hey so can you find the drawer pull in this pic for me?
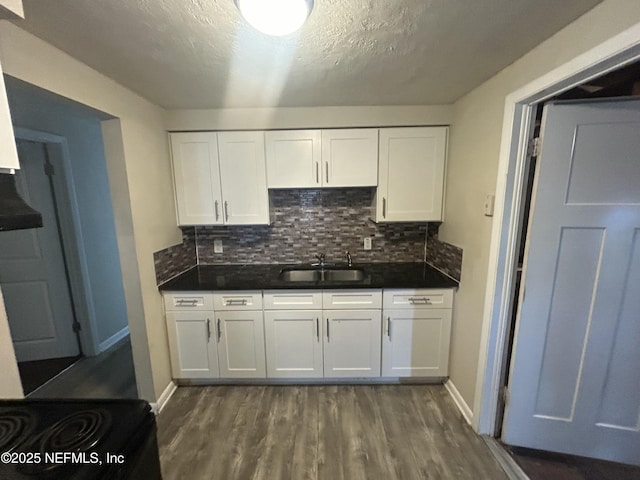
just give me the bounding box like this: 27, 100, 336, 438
216, 318, 221, 341
206, 318, 211, 341
316, 318, 320, 342
387, 317, 392, 339
409, 297, 431, 305
326, 318, 330, 342
176, 299, 199, 306
226, 299, 248, 306
214, 200, 219, 221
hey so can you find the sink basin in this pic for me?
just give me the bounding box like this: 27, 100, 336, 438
279, 267, 365, 282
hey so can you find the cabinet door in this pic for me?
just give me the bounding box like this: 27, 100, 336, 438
217, 131, 270, 225
381, 308, 452, 377
264, 310, 323, 378
165, 311, 219, 379
265, 130, 322, 188
324, 309, 381, 378
377, 127, 447, 222
321, 129, 378, 187
170, 132, 223, 226
216, 310, 266, 378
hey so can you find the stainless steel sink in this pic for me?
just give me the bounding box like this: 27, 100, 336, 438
279, 267, 365, 282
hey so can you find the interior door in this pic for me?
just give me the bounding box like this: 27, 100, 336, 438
0, 140, 80, 361
502, 99, 640, 465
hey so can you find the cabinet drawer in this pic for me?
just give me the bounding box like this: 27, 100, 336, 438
383, 289, 453, 309
164, 292, 214, 311
213, 291, 263, 310
323, 290, 382, 310
263, 290, 323, 310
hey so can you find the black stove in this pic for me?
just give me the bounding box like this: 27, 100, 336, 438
0, 399, 162, 479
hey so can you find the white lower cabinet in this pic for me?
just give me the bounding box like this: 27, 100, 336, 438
264, 309, 323, 378
165, 287, 453, 381
324, 310, 381, 378
165, 311, 219, 379
164, 291, 266, 380
381, 289, 453, 377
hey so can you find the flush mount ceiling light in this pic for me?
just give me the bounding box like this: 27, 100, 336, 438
235, 0, 314, 36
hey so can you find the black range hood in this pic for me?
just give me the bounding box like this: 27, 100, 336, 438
0, 172, 43, 231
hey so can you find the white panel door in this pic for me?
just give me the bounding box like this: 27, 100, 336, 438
265, 130, 322, 188
216, 310, 266, 378
0, 141, 79, 361
503, 100, 640, 465
381, 308, 451, 377
170, 132, 223, 225
264, 310, 323, 378
324, 309, 381, 378
321, 129, 378, 187
165, 311, 219, 379
377, 127, 447, 222
217, 131, 270, 225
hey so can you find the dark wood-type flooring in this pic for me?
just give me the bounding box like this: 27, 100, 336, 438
157, 384, 508, 480
18, 354, 81, 395
28, 337, 137, 399
508, 445, 640, 480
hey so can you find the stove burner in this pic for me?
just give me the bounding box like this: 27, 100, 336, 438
18, 409, 112, 475
40, 409, 112, 453
0, 411, 36, 452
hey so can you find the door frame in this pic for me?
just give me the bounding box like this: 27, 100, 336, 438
474, 23, 640, 435
12, 127, 100, 356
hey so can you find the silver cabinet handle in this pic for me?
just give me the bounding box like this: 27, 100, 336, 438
176, 299, 198, 306
387, 317, 391, 339
325, 161, 329, 184
316, 161, 319, 184
224, 201, 229, 222
214, 200, 219, 221
226, 299, 247, 306
382, 197, 386, 218
409, 297, 431, 305
326, 318, 330, 342
216, 318, 221, 342
206, 318, 211, 341
316, 318, 320, 342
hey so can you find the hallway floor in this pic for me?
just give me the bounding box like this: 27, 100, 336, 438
28, 336, 137, 399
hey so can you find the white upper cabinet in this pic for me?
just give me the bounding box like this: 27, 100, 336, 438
217, 131, 270, 225
170, 132, 222, 226
170, 131, 270, 226
265, 130, 322, 188
321, 129, 378, 187
265, 128, 378, 188
375, 127, 448, 222
0, 59, 19, 172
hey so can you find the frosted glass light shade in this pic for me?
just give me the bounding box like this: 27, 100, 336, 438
235, 0, 313, 36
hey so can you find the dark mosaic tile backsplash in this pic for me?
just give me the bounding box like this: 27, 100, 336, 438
197, 189, 427, 265
426, 223, 463, 281
154, 189, 463, 284
154, 228, 196, 284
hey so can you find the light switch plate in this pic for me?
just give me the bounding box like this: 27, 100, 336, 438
213, 239, 223, 253
484, 194, 495, 217
363, 237, 372, 250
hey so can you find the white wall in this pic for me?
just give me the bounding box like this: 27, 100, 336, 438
165, 105, 452, 131
0, 287, 22, 397
441, 0, 640, 411
0, 22, 179, 402
7, 80, 128, 349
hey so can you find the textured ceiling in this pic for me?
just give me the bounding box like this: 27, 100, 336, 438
14, 0, 602, 109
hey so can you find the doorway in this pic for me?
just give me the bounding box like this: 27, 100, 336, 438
1, 78, 136, 398
477, 26, 640, 479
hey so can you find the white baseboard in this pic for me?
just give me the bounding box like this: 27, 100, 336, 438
445, 379, 474, 425
98, 326, 129, 353
151, 381, 177, 414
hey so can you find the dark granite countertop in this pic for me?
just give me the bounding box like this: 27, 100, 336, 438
158, 263, 459, 291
